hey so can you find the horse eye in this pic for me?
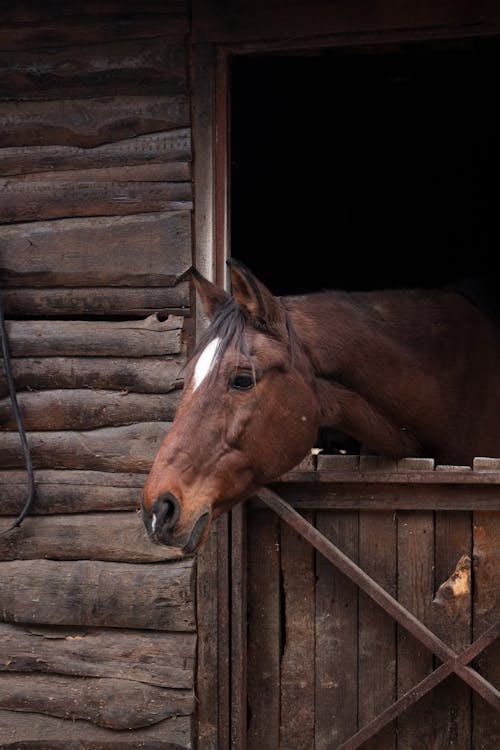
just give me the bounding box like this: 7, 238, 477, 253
229, 372, 255, 391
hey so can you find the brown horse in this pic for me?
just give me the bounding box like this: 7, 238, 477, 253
142, 259, 500, 553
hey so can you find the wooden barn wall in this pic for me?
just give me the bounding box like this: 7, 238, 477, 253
0, 3, 195, 748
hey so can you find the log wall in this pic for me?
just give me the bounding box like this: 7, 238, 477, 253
0, 3, 195, 747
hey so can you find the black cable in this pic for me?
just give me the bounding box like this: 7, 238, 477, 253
0, 288, 36, 533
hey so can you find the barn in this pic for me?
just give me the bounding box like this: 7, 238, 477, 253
0, 2, 499, 748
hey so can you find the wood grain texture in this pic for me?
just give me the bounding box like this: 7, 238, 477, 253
0, 129, 191, 177
315, 510, 358, 749
247, 510, 281, 750
0, 710, 192, 749
0, 389, 181, 431
0, 94, 189, 148
0, 511, 182, 562
358, 510, 397, 750
0, 212, 191, 288
280, 513, 315, 749
3, 315, 183, 357
0, 673, 194, 729
0, 356, 186, 398
396, 511, 435, 749
0, 623, 195, 688
0, 469, 144, 515
0, 37, 187, 100
473, 511, 500, 747
0, 169, 192, 222
0, 558, 195, 631
0, 284, 190, 318
0, 2, 189, 51
0, 421, 170, 471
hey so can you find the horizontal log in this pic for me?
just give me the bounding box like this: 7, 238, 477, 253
0, 211, 191, 287
0, 470, 144, 515
0, 283, 190, 317
0, 389, 181, 431
0, 512, 182, 563
0, 169, 192, 222
0, 357, 186, 398
0, 623, 195, 688
0, 711, 192, 749
0, 37, 186, 100
3, 315, 183, 357
0, 674, 194, 729
0, 558, 195, 631
0, 129, 191, 177
0, 94, 189, 148
0, 422, 170, 471
0, 3, 189, 50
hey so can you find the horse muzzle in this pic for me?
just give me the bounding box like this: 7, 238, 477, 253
142, 492, 210, 554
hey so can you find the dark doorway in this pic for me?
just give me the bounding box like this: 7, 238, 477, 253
230, 40, 500, 296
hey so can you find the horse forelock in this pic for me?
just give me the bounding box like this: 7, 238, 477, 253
188, 296, 296, 389
188, 298, 250, 387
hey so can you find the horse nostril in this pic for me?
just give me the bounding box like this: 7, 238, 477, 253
151, 492, 180, 533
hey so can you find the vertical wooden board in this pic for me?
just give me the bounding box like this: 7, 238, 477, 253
247, 509, 281, 750
431, 511, 472, 749
315, 510, 358, 749
473, 511, 500, 747
231, 503, 248, 750
358, 510, 397, 750
396, 511, 435, 749
196, 520, 220, 750
279, 511, 315, 750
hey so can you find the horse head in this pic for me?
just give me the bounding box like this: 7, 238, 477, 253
142, 260, 319, 554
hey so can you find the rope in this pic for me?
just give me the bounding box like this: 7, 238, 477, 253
0, 288, 36, 533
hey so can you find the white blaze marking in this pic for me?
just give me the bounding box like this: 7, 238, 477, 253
151, 514, 157, 533
193, 337, 221, 391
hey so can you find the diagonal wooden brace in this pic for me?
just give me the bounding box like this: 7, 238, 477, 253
258, 487, 500, 719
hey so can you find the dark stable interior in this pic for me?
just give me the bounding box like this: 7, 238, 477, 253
230, 40, 500, 453
230, 39, 499, 296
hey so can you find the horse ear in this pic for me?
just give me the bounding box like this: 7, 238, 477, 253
227, 258, 286, 333
191, 268, 229, 319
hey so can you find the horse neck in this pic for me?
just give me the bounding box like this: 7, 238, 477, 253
282, 289, 444, 428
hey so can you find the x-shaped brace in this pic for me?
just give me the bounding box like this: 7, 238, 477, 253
258, 487, 500, 750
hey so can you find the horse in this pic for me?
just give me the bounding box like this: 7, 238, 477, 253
142, 259, 500, 554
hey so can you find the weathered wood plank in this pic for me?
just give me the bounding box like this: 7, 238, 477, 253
0, 95, 189, 148
0, 169, 192, 222
0, 512, 182, 563
2, 315, 183, 357
0, 3, 189, 50
0, 558, 195, 631
0, 623, 195, 689
0, 37, 186, 100
247, 509, 281, 750
0, 710, 192, 749
0, 212, 191, 287
0, 389, 180, 431
358, 510, 397, 750
0, 469, 145, 515
1, 283, 190, 317
0, 357, 186, 398
0, 129, 191, 177
192, 0, 500, 44
473, 511, 500, 747
0, 421, 170, 471
0, 673, 194, 729
315, 510, 358, 749
280, 512, 315, 749
396, 511, 435, 748
431, 512, 472, 748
